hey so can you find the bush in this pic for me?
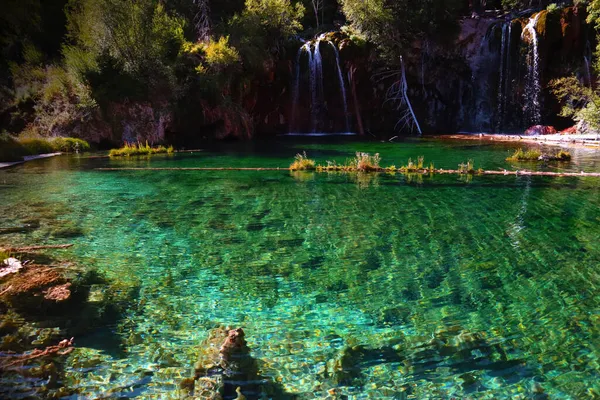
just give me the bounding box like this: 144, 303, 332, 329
290, 152, 316, 170
18, 139, 56, 155
506, 148, 542, 161
52, 137, 91, 153
507, 148, 571, 161
353, 152, 381, 171
109, 142, 175, 157
0, 135, 91, 162
0, 134, 26, 162
546, 3, 561, 14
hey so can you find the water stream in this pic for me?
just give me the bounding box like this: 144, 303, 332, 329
522, 13, 542, 125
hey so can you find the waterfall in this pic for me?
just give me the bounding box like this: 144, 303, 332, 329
522, 13, 542, 126
496, 21, 512, 132
329, 41, 350, 132
289, 33, 353, 134
584, 40, 593, 88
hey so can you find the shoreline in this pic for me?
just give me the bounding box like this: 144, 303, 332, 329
0, 153, 62, 170
432, 133, 600, 148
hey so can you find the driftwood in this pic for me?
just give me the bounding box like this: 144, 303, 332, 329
1, 244, 74, 252
0, 338, 74, 371
95, 167, 600, 177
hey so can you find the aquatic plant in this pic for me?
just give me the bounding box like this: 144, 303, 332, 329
458, 159, 475, 174
289, 152, 316, 171
506, 148, 542, 161
399, 156, 427, 172
109, 142, 175, 157
507, 148, 571, 161
555, 150, 572, 161
354, 152, 381, 171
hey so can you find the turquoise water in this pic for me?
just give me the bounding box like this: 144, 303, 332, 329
1, 138, 600, 398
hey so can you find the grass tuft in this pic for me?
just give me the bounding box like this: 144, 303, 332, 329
354, 152, 381, 172
289, 152, 316, 171
507, 148, 572, 162
109, 142, 175, 157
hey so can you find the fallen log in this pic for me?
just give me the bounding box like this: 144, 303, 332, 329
1, 244, 74, 252
0, 338, 74, 371
95, 167, 600, 177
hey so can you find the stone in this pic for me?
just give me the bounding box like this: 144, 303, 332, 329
0, 258, 23, 278
525, 125, 558, 135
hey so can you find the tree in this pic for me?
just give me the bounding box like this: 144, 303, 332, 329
193, 0, 211, 42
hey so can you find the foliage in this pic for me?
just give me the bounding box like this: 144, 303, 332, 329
228, 0, 305, 69
0, 133, 90, 162
289, 152, 316, 170
339, 0, 462, 62
109, 142, 174, 157
546, 3, 561, 14
52, 137, 90, 152
550, 76, 600, 130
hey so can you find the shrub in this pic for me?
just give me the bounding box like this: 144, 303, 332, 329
555, 150, 572, 161
19, 138, 56, 155
52, 137, 91, 153
290, 152, 316, 170
506, 148, 542, 161
546, 3, 560, 14
109, 142, 175, 157
0, 134, 25, 162
354, 152, 381, 171
507, 148, 571, 162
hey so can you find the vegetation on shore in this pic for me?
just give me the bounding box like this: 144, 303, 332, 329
506, 148, 572, 161
0, 134, 90, 162
109, 142, 175, 157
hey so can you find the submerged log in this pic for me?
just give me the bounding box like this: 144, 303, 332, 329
96, 167, 600, 177
1, 244, 74, 252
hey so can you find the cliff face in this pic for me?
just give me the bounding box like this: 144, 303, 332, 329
252, 6, 592, 138
59, 6, 593, 143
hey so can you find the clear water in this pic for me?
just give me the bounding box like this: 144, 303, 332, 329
1, 138, 600, 399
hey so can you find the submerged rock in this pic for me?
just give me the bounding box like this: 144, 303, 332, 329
0, 258, 23, 278
185, 327, 294, 400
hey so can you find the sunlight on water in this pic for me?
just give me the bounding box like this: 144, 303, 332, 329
1, 139, 599, 398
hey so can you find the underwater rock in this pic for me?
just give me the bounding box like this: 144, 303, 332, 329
0, 257, 23, 278
525, 125, 558, 135
185, 327, 299, 400
44, 283, 72, 302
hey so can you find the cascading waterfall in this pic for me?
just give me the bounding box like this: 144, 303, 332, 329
496, 21, 512, 131
312, 39, 324, 132
289, 34, 352, 134
584, 40, 593, 88
522, 13, 542, 126
329, 41, 350, 132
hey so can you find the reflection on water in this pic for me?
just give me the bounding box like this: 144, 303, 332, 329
1, 139, 600, 398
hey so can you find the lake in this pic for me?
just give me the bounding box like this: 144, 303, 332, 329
1, 138, 599, 399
